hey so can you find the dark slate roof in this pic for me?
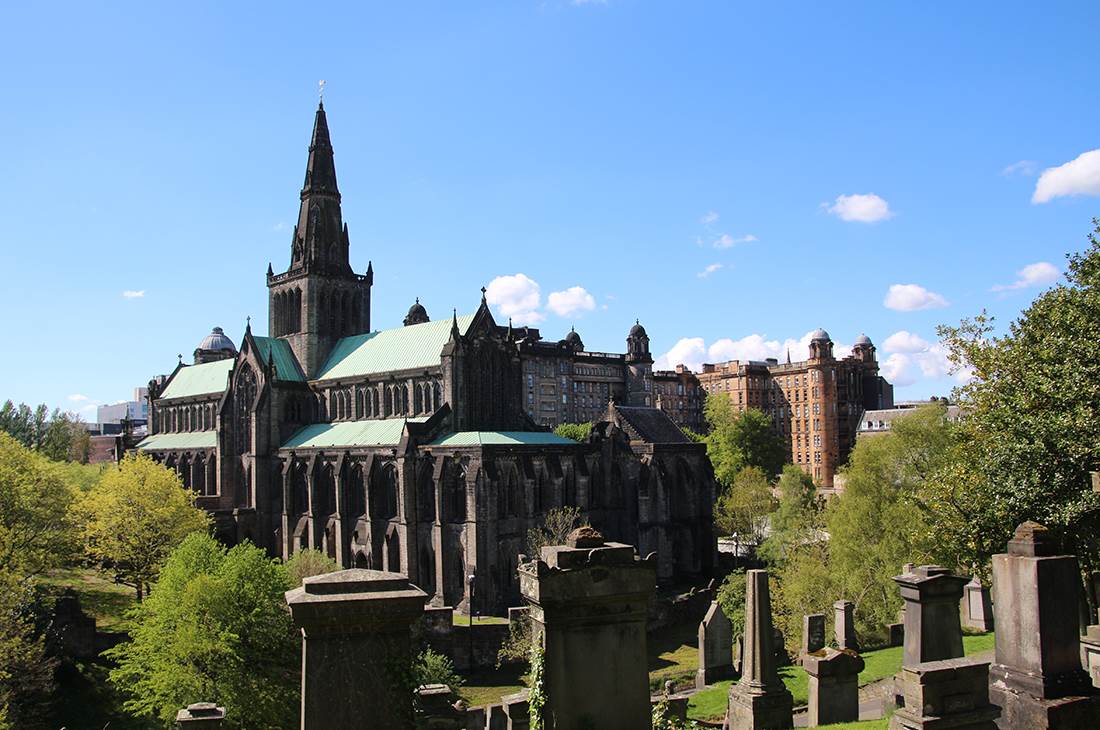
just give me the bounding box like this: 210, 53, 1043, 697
611, 404, 690, 444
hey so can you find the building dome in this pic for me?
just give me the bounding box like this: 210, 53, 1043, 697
629, 320, 648, 338
854, 333, 873, 346
198, 327, 236, 353
403, 298, 430, 326
564, 327, 584, 350
809, 328, 831, 342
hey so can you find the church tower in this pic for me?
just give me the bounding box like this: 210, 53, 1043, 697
267, 101, 373, 378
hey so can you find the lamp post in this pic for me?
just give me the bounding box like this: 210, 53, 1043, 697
467, 571, 476, 665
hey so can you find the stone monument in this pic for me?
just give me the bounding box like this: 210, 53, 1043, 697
176, 702, 226, 728
987, 521, 1100, 728
285, 568, 428, 730
961, 576, 994, 632
833, 600, 858, 652
517, 527, 656, 730
801, 613, 825, 656
890, 566, 998, 730
802, 603, 864, 727
725, 569, 793, 729
697, 600, 735, 688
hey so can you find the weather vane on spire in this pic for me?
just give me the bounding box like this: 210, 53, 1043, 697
319, 79, 326, 102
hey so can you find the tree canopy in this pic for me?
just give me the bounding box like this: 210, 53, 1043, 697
0, 401, 90, 463
714, 466, 776, 544
77, 453, 211, 599
0, 433, 74, 579
702, 397, 787, 486
107, 533, 298, 729
553, 422, 593, 443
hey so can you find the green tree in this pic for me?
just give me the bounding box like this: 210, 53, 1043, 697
703, 397, 786, 487
285, 548, 337, 588
758, 465, 821, 566
413, 648, 464, 694
77, 453, 211, 599
107, 533, 298, 729
526, 505, 583, 556
0, 573, 57, 730
0, 433, 73, 579
937, 221, 1100, 580
715, 569, 747, 637
714, 466, 776, 545
553, 422, 593, 443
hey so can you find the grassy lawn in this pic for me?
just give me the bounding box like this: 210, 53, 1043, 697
688, 633, 994, 723
452, 612, 510, 626
819, 719, 889, 729
39, 566, 137, 632
460, 664, 527, 707
648, 621, 700, 688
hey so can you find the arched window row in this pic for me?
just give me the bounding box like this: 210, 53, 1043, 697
317, 287, 364, 337
158, 450, 217, 497
272, 287, 303, 337
317, 379, 444, 422
158, 403, 217, 433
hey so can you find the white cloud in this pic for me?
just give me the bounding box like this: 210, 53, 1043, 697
882, 330, 930, 354
1002, 160, 1036, 177
547, 286, 596, 317
67, 393, 89, 402
713, 233, 757, 249
654, 337, 707, 371
486, 273, 543, 325
1033, 149, 1100, 203
700, 211, 719, 225
827, 193, 894, 223
122, 290, 145, 299
272, 222, 289, 232
654, 330, 852, 371
991, 261, 1060, 292
697, 263, 724, 278
883, 284, 949, 311
881, 353, 917, 386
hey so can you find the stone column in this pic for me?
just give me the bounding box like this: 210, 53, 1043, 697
176, 702, 226, 728
961, 576, 994, 632
281, 464, 294, 560
891, 565, 999, 730
696, 600, 734, 689
286, 569, 428, 729
988, 521, 1100, 728
803, 649, 863, 726
895, 565, 967, 666
834, 600, 858, 652
726, 569, 793, 729
518, 527, 655, 730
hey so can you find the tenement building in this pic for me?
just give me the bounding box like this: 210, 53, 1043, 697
135, 102, 715, 614
695, 330, 893, 490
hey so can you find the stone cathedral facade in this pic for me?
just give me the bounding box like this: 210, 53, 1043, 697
137, 102, 715, 614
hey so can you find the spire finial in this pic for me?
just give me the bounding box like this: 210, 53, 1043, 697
245, 315, 252, 335
318, 79, 325, 107
178, 353, 183, 364
415, 297, 419, 304
481, 286, 487, 303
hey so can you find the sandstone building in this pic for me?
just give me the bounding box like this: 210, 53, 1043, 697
136, 102, 715, 614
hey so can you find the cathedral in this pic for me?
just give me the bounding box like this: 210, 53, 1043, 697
137, 101, 715, 614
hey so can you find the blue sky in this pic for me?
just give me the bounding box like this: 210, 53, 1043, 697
2, 1, 1099, 417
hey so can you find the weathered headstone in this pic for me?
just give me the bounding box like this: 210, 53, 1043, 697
833, 601, 858, 652
803, 650, 863, 726
518, 528, 655, 730
285, 569, 428, 730
1081, 624, 1100, 689
887, 622, 904, 648
895, 565, 967, 666
961, 576, 994, 632
176, 702, 226, 728
725, 569, 793, 729
696, 600, 734, 688
988, 521, 1100, 728
415, 685, 467, 729
801, 613, 826, 656
501, 690, 530, 730
890, 565, 999, 730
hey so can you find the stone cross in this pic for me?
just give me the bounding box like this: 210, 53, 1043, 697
988, 521, 1100, 727
802, 613, 826, 656
285, 569, 427, 730
833, 600, 857, 652
696, 600, 734, 689
726, 570, 793, 729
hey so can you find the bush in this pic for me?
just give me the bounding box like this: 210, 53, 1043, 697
285, 548, 337, 588
414, 648, 464, 694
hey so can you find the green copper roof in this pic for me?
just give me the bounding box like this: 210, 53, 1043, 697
315, 315, 475, 382
429, 431, 576, 447
281, 418, 428, 450
159, 359, 233, 400
252, 336, 305, 382
136, 431, 217, 450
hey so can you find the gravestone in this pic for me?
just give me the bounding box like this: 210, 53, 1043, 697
501, 690, 530, 730
176, 702, 226, 728
696, 600, 734, 688
987, 521, 1100, 728
801, 614, 826, 656
518, 528, 655, 730
802, 604, 864, 727
890, 566, 999, 729
833, 601, 858, 652
725, 569, 793, 729
961, 576, 994, 632
1081, 624, 1100, 689
415, 684, 467, 729
285, 569, 428, 730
